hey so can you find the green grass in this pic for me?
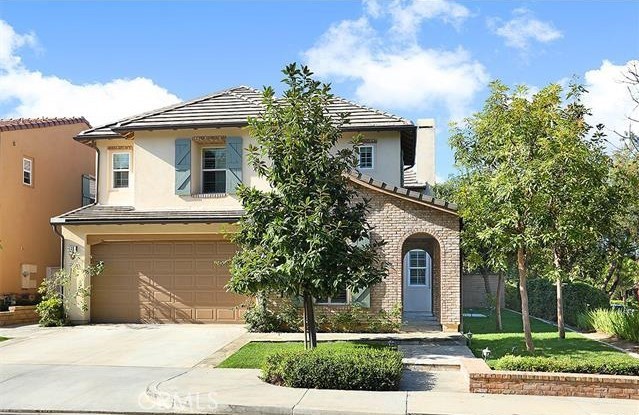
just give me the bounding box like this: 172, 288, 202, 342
464, 308, 638, 368
218, 341, 389, 368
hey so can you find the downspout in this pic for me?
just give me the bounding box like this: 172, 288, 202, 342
89, 140, 100, 203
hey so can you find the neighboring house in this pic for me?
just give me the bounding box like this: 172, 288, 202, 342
52, 87, 461, 331
0, 118, 96, 303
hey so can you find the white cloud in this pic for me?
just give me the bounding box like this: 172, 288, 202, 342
582, 60, 639, 150
0, 19, 180, 127
490, 8, 562, 50
385, 0, 470, 38
304, 0, 488, 119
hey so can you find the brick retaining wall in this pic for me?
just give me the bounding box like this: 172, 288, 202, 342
0, 305, 39, 326
462, 358, 639, 400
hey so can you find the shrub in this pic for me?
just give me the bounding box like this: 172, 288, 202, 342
316, 304, 401, 333
35, 297, 66, 327
508, 279, 608, 326
245, 296, 401, 333
244, 297, 301, 333
493, 355, 639, 376
576, 308, 639, 342
262, 347, 403, 390
504, 281, 519, 309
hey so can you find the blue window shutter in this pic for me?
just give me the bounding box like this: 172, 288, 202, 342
350, 287, 371, 308
175, 138, 191, 195
226, 136, 243, 194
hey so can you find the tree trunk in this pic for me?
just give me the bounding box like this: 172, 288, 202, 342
553, 249, 565, 339
302, 292, 317, 349
602, 259, 618, 291
608, 271, 621, 300
517, 246, 535, 352
495, 271, 503, 332
480, 267, 491, 294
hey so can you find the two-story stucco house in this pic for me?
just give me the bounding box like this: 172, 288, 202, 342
0, 117, 95, 305
52, 86, 461, 331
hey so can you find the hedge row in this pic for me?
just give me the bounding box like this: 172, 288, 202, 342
261, 347, 403, 391
504, 279, 608, 326
493, 355, 639, 376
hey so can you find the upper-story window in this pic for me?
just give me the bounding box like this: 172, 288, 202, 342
23, 157, 33, 186
202, 148, 226, 194
112, 152, 130, 189
357, 145, 374, 169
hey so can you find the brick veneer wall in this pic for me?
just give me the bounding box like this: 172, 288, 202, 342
0, 305, 38, 326
352, 181, 461, 331
462, 358, 639, 400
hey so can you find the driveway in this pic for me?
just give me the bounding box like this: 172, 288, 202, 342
0, 323, 246, 413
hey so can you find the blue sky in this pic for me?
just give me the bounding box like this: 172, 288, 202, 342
1, 1, 637, 179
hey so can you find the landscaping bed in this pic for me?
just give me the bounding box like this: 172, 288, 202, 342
218, 341, 403, 391
464, 308, 639, 375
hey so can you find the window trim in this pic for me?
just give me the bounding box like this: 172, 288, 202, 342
201, 146, 227, 194
357, 144, 374, 170
316, 289, 350, 305
22, 157, 33, 186
111, 151, 131, 189
407, 249, 431, 287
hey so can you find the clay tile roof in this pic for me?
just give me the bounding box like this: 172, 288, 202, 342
348, 171, 458, 214
0, 117, 90, 132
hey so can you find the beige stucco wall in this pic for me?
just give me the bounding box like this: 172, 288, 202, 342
59, 222, 235, 322
0, 123, 95, 295
95, 128, 402, 210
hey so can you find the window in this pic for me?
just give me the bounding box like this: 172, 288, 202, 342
22, 158, 33, 186
202, 148, 226, 194
357, 145, 374, 169
112, 152, 130, 189
407, 249, 431, 286
316, 289, 349, 305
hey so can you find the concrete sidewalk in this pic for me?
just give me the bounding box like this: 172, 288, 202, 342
145, 368, 638, 415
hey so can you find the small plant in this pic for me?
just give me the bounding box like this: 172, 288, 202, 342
36, 248, 103, 327
261, 346, 403, 390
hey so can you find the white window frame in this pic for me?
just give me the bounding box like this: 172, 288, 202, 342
357, 145, 374, 170
407, 249, 431, 287
22, 157, 33, 186
111, 152, 131, 189
316, 289, 350, 305
201, 147, 227, 194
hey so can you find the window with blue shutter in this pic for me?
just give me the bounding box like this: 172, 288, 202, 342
226, 136, 243, 194
175, 138, 191, 195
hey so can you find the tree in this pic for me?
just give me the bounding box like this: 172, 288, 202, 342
226, 64, 387, 349
450, 82, 584, 352
531, 83, 609, 338
433, 179, 507, 331
616, 61, 639, 154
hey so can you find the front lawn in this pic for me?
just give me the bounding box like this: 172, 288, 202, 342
218, 341, 389, 368
464, 308, 638, 370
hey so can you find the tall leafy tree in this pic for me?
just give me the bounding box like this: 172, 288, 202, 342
227, 64, 387, 349
531, 83, 609, 338
450, 82, 575, 352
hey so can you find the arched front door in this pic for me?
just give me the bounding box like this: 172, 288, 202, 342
403, 249, 433, 314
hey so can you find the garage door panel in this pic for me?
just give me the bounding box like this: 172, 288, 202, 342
195, 243, 216, 256
174, 242, 195, 256
91, 240, 245, 323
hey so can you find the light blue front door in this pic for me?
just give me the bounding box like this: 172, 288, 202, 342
402, 249, 433, 314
